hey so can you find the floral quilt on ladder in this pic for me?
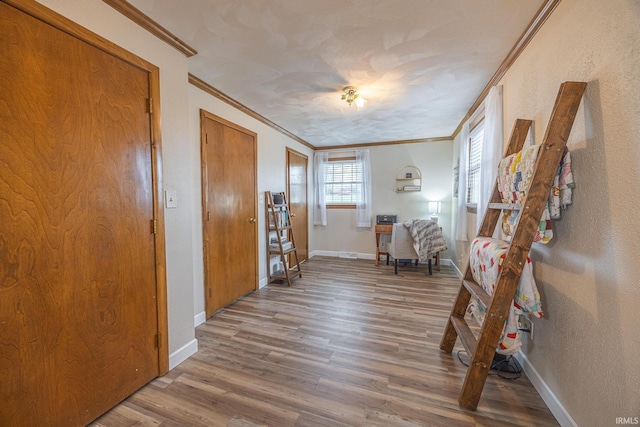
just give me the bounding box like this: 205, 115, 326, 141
468, 237, 543, 355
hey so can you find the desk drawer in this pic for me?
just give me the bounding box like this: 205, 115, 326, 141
375, 224, 393, 233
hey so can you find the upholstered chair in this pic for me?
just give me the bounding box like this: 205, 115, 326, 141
386, 223, 439, 275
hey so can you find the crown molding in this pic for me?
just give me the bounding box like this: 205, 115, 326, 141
189, 74, 316, 150
316, 136, 451, 151
102, 0, 198, 57
191, 74, 452, 151
451, 0, 561, 139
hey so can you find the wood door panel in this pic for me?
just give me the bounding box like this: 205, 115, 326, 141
287, 149, 308, 262
202, 114, 257, 316
1, 4, 158, 425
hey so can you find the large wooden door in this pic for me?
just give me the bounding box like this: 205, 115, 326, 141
287, 148, 308, 262
201, 111, 258, 317
0, 3, 164, 426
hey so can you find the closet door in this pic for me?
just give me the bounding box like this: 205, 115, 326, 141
201, 111, 258, 317
0, 3, 161, 425
287, 148, 308, 263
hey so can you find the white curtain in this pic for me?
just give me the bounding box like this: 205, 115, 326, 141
355, 149, 372, 228
455, 121, 470, 241
476, 85, 503, 233
313, 151, 328, 226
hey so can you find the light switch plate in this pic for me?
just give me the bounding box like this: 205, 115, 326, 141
165, 191, 177, 208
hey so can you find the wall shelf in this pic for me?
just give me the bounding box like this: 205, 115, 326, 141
396, 165, 422, 192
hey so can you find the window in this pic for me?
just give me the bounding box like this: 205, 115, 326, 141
314, 149, 372, 226
324, 158, 362, 206
467, 120, 484, 205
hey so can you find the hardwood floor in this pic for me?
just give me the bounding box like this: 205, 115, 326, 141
92, 257, 558, 427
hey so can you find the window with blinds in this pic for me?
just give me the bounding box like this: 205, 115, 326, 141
467, 122, 485, 205
324, 159, 363, 204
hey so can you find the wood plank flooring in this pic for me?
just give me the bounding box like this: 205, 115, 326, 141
92, 257, 558, 427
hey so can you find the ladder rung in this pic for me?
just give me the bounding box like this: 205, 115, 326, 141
268, 225, 292, 231
450, 316, 477, 356
462, 279, 492, 310
488, 202, 522, 210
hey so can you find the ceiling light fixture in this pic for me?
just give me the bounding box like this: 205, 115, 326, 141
342, 86, 366, 109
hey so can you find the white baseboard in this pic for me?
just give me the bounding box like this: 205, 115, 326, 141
310, 250, 343, 258
515, 351, 577, 427
450, 260, 464, 278
309, 252, 455, 266
309, 250, 374, 259
169, 338, 198, 370
194, 311, 206, 327
258, 277, 269, 288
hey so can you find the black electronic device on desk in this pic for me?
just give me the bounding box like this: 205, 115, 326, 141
376, 214, 397, 225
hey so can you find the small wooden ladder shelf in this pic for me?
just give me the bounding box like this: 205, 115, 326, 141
265, 191, 302, 287
439, 81, 586, 410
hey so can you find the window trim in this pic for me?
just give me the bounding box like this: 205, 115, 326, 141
327, 204, 356, 210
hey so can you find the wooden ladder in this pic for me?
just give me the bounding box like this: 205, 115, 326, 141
440, 81, 586, 410
265, 191, 302, 287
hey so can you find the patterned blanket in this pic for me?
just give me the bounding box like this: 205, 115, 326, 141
402, 219, 447, 262
468, 237, 543, 355
497, 145, 575, 244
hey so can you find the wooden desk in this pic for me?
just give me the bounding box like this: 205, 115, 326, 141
375, 224, 393, 266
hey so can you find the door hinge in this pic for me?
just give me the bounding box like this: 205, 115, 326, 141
207, 211, 210, 221
205, 133, 208, 144
155, 332, 161, 348
148, 98, 153, 114
151, 219, 157, 234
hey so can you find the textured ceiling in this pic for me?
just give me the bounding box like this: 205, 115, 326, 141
128, 0, 545, 147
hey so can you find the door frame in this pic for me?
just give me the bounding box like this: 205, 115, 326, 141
286, 147, 309, 263
6, 0, 170, 374
200, 110, 259, 317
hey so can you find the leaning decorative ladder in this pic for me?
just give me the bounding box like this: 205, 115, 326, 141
439, 81, 587, 410
265, 191, 302, 287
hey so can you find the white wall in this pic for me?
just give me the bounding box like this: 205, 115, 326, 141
452, 0, 640, 424
188, 86, 313, 317
313, 141, 454, 260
